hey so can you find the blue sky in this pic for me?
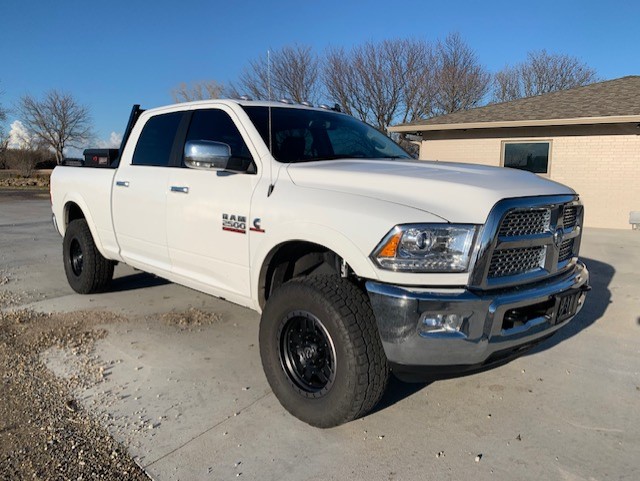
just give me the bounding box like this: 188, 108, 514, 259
1, 0, 639, 148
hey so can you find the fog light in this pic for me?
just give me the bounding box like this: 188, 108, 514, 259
419, 313, 464, 334
444, 314, 464, 331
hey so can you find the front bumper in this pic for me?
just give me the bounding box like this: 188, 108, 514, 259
366, 262, 589, 381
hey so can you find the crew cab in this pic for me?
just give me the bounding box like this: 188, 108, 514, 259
50, 99, 590, 427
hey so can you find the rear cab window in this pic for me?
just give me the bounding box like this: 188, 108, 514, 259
132, 112, 184, 167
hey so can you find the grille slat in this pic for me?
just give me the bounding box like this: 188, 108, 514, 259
558, 238, 575, 262
498, 209, 551, 237
488, 246, 546, 278
563, 206, 578, 228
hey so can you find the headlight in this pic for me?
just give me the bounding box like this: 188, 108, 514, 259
371, 224, 477, 272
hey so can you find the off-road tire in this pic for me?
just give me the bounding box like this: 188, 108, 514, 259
63, 219, 114, 294
259, 275, 389, 428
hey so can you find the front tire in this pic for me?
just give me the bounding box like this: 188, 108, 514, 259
63, 219, 114, 294
259, 275, 389, 428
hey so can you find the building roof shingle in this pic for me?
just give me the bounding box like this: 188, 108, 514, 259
391, 76, 640, 131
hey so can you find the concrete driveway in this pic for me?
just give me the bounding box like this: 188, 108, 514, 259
1, 192, 639, 480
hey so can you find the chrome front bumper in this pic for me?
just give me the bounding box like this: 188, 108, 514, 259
366, 262, 589, 380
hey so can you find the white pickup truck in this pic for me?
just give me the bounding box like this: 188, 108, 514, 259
51, 99, 590, 427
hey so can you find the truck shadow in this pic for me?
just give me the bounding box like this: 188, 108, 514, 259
525, 256, 613, 355
371, 256, 614, 414
372, 376, 432, 414
109, 272, 170, 292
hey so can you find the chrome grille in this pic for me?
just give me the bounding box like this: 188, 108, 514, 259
472, 196, 583, 288
563, 206, 578, 228
558, 238, 575, 262
498, 209, 551, 237
488, 246, 546, 278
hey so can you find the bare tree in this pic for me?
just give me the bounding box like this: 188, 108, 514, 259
521, 50, 598, 97
431, 33, 491, 115
493, 50, 598, 102
492, 66, 521, 103
324, 47, 362, 118
171, 80, 226, 103
325, 39, 436, 132
235, 45, 320, 103
16, 90, 93, 164
324, 35, 487, 130
400, 40, 437, 124
325, 40, 404, 131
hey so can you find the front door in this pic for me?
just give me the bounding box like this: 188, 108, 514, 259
166, 107, 260, 298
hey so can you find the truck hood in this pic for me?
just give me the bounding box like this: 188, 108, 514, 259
286, 159, 575, 224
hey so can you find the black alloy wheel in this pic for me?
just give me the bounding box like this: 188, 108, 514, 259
69, 238, 84, 276
279, 310, 337, 397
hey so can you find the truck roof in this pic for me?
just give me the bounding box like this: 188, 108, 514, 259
143, 99, 342, 116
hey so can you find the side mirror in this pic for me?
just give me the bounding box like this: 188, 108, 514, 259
184, 140, 231, 170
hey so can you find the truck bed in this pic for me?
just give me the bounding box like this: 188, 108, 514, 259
50, 166, 120, 260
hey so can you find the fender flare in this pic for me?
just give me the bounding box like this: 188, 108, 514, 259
251, 222, 379, 309
60, 193, 111, 260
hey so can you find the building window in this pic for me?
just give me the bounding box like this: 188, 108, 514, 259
502, 141, 551, 174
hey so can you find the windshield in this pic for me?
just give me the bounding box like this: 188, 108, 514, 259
242, 106, 411, 163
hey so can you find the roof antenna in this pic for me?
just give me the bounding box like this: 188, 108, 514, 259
267, 49, 275, 197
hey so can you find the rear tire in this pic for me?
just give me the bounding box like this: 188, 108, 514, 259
259, 275, 389, 428
63, 219, 114, 294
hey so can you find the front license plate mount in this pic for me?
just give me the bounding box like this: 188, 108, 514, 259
555, 291, 580, 324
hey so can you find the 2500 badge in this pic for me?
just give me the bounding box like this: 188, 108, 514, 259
222, 214, 246, 234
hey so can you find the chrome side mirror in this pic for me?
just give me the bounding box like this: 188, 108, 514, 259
184, 140, 231, 170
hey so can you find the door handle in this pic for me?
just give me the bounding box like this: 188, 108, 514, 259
115, 180, 130, 187
170, 186, 189, 194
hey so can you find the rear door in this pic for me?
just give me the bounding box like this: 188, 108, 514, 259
112, 111, 185, 272
166, 106, 260, 298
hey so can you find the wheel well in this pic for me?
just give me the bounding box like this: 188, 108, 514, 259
65, 202, 85, 227
258, 241, 346, 309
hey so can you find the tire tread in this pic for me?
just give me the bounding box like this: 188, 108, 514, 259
260, 275, 389, 427
63, 219, 114, 294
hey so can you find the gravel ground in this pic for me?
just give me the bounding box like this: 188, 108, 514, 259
0, 308, 149, 480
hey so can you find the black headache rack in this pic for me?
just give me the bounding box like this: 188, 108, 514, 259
61, 149, 119, 167
60, 104, 145, 168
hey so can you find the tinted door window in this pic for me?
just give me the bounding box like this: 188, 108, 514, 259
132, 112, 183, 166
185, 109, 253, 170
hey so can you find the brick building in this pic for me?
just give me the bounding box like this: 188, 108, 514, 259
389, 76, 640, 229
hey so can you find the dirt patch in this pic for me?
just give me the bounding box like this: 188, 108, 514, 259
0, 309, 148, 480
160, 307, 223, 330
